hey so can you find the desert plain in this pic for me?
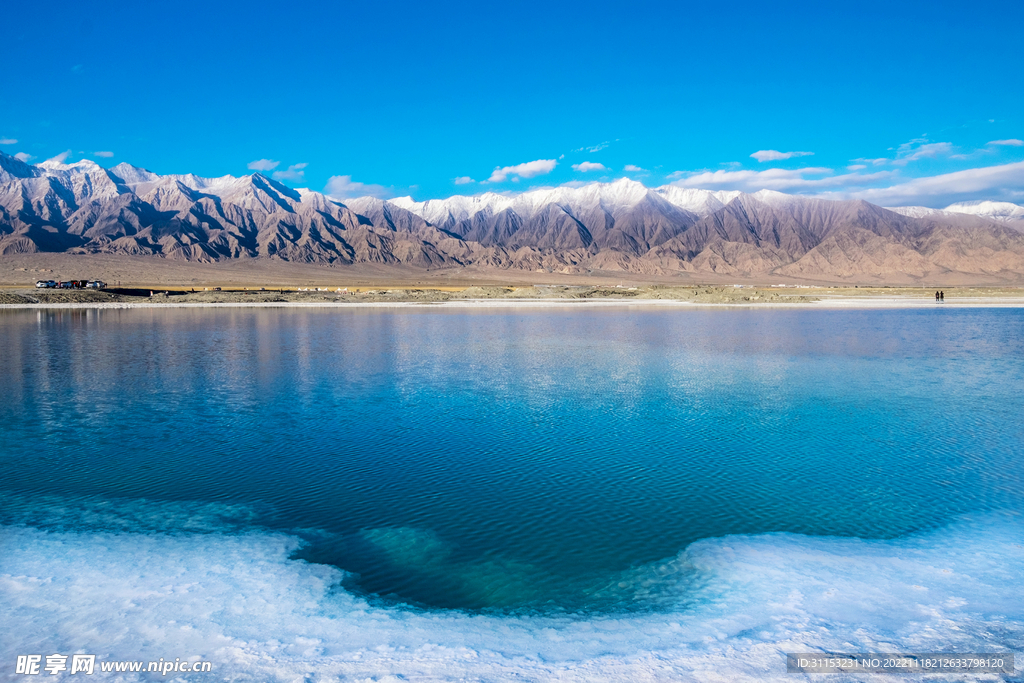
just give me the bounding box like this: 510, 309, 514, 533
2, 254, 1022, 308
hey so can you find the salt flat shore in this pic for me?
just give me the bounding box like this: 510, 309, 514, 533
2, 284, 1023, 309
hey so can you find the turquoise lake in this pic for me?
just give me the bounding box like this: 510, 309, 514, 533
1, 306, 1022, 681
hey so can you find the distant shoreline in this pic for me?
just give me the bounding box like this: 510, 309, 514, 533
5, 297, 1024, 311
5, 253, 1024, 290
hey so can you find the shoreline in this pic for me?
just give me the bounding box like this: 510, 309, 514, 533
4, 296, 1024, 310
9, 252, 1024, 289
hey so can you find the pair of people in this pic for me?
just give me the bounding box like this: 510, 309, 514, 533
934, 290, 945, 301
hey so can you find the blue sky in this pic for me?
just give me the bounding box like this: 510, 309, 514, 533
2, 0, 1023, 206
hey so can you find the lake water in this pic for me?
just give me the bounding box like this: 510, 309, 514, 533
2, 306, 1022, 681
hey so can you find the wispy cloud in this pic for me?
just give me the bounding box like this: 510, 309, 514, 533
669, 148, 1024, 207
893, 139, 953, 165
573, 141, 611, 153
272, 163, 307, 183
324, 175, 393, 200
454, 176, 475, 185
988, 139, 1023, 147
14, 152, 34, 162
852, 157, 889, 166
247, 159, 280, 171
45, 150, 72, 164
0, 138, 17, 145
623, 164, 646, 172
750, 150, 814, 162
572, 161, 607, 172
825, 161, 1024, 207
670, 166, 894, 193
487, 159, 557, 183
94, 151, 114, 158
892, 140, 954, 163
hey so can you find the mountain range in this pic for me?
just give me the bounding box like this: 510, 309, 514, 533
3, 151, 1024, 282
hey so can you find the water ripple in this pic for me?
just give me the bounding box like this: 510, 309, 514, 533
1, 307, 1022, 612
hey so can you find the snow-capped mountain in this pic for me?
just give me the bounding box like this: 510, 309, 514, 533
0, 153, 464, 265
945, 200, 1024, 226
3, 151, 1024, 282
390, 180, 742, 227
887, 200, 1024, 229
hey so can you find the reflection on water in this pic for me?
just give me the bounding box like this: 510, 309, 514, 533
1, 306, 1022, 611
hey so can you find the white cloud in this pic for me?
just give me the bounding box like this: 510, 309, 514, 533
94, 151, 114, 158
14, 152, 34, 162
272, 163, 308, 183
669, 151, 1024, 208
572, 161, 607, 172
670, 166, 894, 193
454, 176, 475, 185
572, 141, 610, 153
893, 140, 953, 165
623, 164, 645, 172
988, 139, 1024, 147
750, 150, 814, 162
247, 159, 280, 171
487, 159, 557, 183
0, 138, 17, 145
826, 161, 1024, 207
852, 157, 889, 166
45, 150, 72, 164
324, 175, 393, 200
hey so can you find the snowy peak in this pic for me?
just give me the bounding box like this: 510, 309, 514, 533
885, 206, 945, 219
750, 188, 799, 205
0, 151, 43, 180
653, 187, 742, 216
565, 177, 649, 208
391, 193, 514, 225
886, 200, 1024, 228
297, 187, 342, 211
38, 158, 104, 173
108, 162, 160, 185
394, 178, 666, 230
944, 200, 1024, 224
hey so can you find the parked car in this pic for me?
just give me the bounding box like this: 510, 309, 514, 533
35, 280, 57, 288
86, 281, 106, 289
